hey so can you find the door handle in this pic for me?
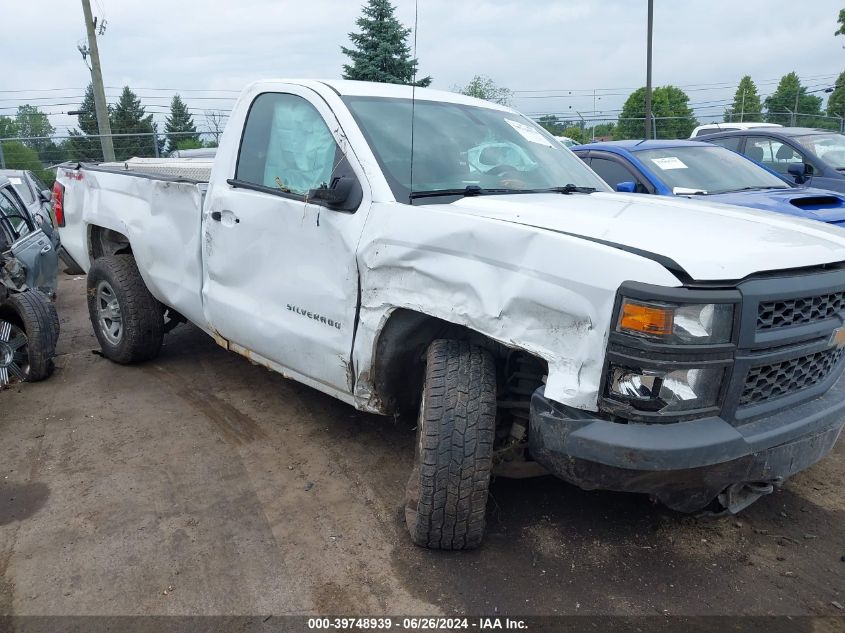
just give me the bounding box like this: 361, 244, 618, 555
210, 210, 239, 224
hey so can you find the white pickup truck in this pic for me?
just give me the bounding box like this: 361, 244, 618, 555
55, 80, 845, 550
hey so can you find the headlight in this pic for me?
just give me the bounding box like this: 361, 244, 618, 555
617, 298, 734, 344
607, 364, 724, 414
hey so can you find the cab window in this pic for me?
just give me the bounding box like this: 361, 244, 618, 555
590, 157, 649, 193
743, 137, 805, 173
707, 136, 742, 152
236, 93, 340, 196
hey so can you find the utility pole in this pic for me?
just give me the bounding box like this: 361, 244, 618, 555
81, 0, 115, 162
792, 89, 800, 126
740, 89, 746, 122
644, 0, 654, 139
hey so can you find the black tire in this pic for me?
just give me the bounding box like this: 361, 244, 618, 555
87, 255, 163, 364
0, 290, 59, 383
404, 339, 497, 550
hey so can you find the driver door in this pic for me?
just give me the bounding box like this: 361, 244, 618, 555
201, 87, 369, 396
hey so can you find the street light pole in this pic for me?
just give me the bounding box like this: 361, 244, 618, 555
81, 0, 115, 162
644, 0, 654, 139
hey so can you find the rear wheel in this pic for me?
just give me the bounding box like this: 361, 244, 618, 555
0, 290, 59, 386
87, 255, 164, 364
404, 339, 497, 550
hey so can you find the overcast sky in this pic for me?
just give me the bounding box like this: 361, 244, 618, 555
3, 0, 844, 138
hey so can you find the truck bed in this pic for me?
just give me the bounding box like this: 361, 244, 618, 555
95, 157, 214, 182
57, 162, 209, 331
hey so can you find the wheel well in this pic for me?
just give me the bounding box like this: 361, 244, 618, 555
372, 308, 548, 415
0, 302, 23, 331
88, 225, 132, 260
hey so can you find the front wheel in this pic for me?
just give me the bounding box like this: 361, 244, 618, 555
404, 339, 497, 550
87, 255, 164, 364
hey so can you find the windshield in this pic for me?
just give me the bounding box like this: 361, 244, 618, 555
796, 133, 845, 169
343, 96, 609, 201
636, 145, 789, 194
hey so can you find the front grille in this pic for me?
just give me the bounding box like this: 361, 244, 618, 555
757, 291, 845, 330
740, 347, 844, 406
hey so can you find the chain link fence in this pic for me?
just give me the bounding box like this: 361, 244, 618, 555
3, 113, 844, 183
0, 131, 222, 184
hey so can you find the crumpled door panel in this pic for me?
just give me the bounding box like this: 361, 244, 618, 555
3, 228, 59, 296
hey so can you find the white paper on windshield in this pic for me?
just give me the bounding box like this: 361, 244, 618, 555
505, 118, 554, 147
8, 177, 22, 185
650, 156, 687, 170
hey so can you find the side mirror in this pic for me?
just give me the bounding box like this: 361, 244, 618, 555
788, 163, 811, 184
39, 189, 52, 203
616, 181, 637, 193
307, 176, 356, 209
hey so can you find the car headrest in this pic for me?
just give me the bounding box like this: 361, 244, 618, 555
776, 144, 795, 160
748, 146, 764, 162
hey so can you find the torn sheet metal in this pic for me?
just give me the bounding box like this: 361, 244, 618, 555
351, 201, 680, 413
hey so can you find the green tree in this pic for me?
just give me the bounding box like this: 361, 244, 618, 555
725, 76, 763, 122
592, 122, 616, 139
454, 75, 512, 105
65, 83, 104, 162
827, 71, 845, 119
15, 104, 58, 162
110, 86, 160, 160
836, 8, 845, 37
0, 140, 54, 184
561, 126, 586, 144
0, 116, 18, 139
76, 83, 101, 135
764, 72, 823, 126
617, 86, 698, 139
341, 0, 431, 86
537, 115, 565, 136
164, 94, 199, 153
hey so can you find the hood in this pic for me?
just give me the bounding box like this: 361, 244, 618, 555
444, 192, 845, 281
699, 187, 845, 223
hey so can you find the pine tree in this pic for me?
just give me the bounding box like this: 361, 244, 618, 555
164, 95, 200, 153
764, 72, 822, 126
110, 86, 160, 160
66, 83, 104, 161
77, 83, 101, 136
341, 0, 431, 87
725, 76, 763, 122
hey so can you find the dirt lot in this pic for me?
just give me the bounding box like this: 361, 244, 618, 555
1, 273, 844, 617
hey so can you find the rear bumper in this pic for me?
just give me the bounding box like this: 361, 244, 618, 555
528, 372, 845, 512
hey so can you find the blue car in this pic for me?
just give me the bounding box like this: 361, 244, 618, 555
572, 140, 845, 226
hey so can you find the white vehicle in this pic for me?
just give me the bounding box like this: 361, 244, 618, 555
55, 80, 845, 550
690, 121, 782, 138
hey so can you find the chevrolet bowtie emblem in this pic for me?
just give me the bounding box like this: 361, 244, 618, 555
829, 326, 845, 349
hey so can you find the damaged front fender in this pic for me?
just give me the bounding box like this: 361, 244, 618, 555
351, 201, 680, 413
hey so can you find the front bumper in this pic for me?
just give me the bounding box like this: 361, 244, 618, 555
528, 371, 845, 512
